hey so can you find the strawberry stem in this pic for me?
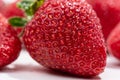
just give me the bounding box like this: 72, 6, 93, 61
9, 0, 45, 27
8, 0, 45, 37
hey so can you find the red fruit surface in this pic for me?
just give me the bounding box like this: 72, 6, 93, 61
87, 0, 120, 39
0, 13, 21, 68
0, 0, 4, 10
107, 22, 120, 60
23, 0, 106, 77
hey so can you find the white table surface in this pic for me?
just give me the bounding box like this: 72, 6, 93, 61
0, 49, 120, 80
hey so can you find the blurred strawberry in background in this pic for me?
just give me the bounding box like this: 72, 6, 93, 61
0, 0, 24, 36
0, 0, 24, 18
0, 0, 5, 10
107, 22, 120, 60
87, 0, 120, 39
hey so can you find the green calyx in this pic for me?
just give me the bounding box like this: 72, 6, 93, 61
9, 0, 44, 27
9, 17, 27, 27
18, 0, 44, 17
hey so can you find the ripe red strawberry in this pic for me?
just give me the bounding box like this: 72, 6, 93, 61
0, 13, 21, 68
86, 0, 120, 39
107, 22, 120, 60
23, 0, 106, 77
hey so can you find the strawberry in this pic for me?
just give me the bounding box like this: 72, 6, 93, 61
107, 22, 120, 60
86, 0, 120, 39
0, 13, 21, 68
23, 0, 106, 77
0, 0, 24, 18
0, 0, 24, 36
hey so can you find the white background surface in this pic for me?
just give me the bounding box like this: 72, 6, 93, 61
0, 50, 120, 80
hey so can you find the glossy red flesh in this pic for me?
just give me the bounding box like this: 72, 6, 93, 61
0, 14, 21, 67
23, 0, 106, 77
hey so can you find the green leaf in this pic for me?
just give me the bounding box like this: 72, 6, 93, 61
17, 0, 35, 16
35, 0, 45, 9
9, 17, 27, 27
17, 0, 44, 16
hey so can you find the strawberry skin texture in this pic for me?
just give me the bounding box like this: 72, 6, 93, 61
23, 0, 106, 77
0, 14, 21, 67
87, 0, 120, 39
107, 22, 120, 60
